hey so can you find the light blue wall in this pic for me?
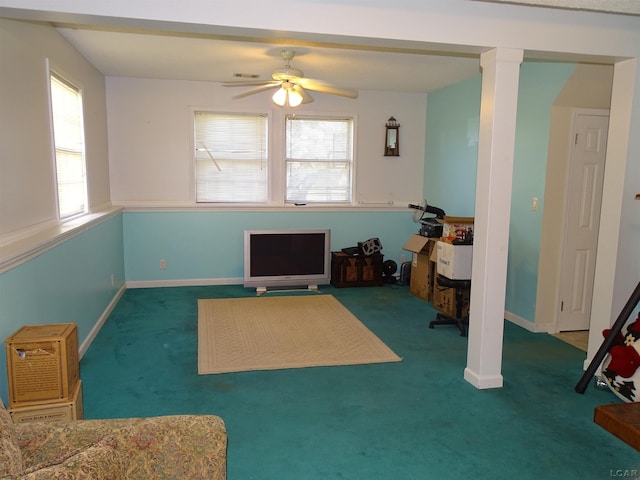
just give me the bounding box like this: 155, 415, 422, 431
507, 62, 576, 321
123, 211, 418, 282
0, 215, 125, 403
424, 76, 481, 217
425, 62, 576, 324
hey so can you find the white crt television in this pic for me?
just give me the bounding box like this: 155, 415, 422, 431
243, 229, 331, 292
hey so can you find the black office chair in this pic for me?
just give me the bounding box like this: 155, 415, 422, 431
429, 274, 471, 336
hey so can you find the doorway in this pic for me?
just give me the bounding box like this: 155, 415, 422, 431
557, 109, 610, 332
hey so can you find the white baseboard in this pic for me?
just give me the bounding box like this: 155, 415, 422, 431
78, 283, 127, 358
126, 277, 243, 289
504, 310, 545, 332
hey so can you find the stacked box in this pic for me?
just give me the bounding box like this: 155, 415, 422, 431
409, 254, 435, 301
402, 235, 438, 301
9, 380, 83, 424
436, 241, 473, 280
432, 276, 471, 319
439, 216, 474, 242
403, 233, 471, 325
6, 323, 79, 406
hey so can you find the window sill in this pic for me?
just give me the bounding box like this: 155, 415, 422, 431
114, 201, 411, 213
0, 206, 122, 274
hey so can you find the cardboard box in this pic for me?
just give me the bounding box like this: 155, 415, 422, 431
439, 216, 474, 242
410, 252, 435, 301
432, 276, 471, 319
9, 380, 83, 424
436, 241, 473, 280
403, 235, 437, 301
6, 323, 79, 406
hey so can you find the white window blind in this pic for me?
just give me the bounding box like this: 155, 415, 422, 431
285, 115, 353, 203
50, 73, 86, 219
194, 111, 268, 203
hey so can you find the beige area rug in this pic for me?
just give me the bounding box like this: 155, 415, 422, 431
198, 294, 402, 375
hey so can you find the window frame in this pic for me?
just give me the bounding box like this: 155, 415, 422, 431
283, 114, 355, 206
191, 108, 358, 208
193, 109, 270, 205
49, 68, 88, 220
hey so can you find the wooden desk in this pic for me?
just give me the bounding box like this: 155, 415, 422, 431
594, 402, 640, 451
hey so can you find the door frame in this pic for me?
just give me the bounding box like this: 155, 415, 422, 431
556, 108, 610, 332
534, 107, 610, 333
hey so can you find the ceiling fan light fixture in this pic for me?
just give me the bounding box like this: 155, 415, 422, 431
288, 88, 303, 107
272, 83, 303, 108
272, 86, 288, 106
225, 49, 356, 106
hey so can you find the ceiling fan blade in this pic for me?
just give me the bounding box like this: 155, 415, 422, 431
223, 80, 279, 87
231, 83, 279, 99
297, 78, 358, 99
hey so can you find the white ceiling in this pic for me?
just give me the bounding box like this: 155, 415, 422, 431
56, 28, 483, 94
50, 0, 633, 96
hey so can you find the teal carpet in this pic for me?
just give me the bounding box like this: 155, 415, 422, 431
80, 285, 637, 479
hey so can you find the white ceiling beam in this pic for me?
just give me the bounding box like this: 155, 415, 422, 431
473, 0, 640, 16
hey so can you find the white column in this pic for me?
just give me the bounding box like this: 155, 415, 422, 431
464, 48, 523, 390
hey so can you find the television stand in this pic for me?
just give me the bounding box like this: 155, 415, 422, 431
255, 285, 319, 296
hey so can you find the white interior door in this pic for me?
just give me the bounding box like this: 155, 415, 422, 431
557, 111, 609, 331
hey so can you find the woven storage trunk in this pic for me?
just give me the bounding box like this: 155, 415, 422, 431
5, 323, 79, 407
330, 252, 383, 287
9, 380, 83, 424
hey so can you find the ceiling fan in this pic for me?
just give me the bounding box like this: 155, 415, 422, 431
222, 49, 358, 107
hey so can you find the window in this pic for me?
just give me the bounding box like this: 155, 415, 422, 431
50, 72, 87, 219
285, 115, 353, 204
194, 111, 268, 203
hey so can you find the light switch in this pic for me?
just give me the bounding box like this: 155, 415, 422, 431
531, 197, 539, 211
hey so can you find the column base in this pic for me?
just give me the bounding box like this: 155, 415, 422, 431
464, 367, 504, 389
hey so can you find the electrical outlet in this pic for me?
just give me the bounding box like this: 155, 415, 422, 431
400, 254, 406, 264
160, 259, 167, 270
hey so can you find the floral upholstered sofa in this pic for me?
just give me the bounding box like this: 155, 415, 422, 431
0, 399, 227, 479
